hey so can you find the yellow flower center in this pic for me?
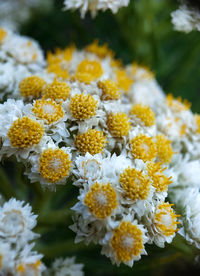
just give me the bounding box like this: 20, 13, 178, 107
85, 40, 114, 58
195, 114, 200, 133
39, 148, 71, 183
84, 182, 117, 219
115, 69, 133, 93
155, 203, 180, 236
19, 76, 46, 98
47, 45, 75, 65
75, 129, 107, 155
120, 167, 151, 200
130, 104, 155, 127
98, 79, 121, 100
0, 28, 7, 44
107, 112, 131, 138
130, 135, 157, 162
155, 134, 173, 163
32, 98, 64, 124
42, 79, 70, 101
17, 260, 42, 275
47, 63, 70, 80
8, 117, 44, 148
75, 59, 103, 84
166, 94, 191, 112
69, 93, 98, 120
147, 162, 173, 192
111, 221, 144, 262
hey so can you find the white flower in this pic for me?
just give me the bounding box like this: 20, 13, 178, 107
171, 5, 200, 33
63, 0, 130, 18
0, 241, 16, 274
47, 257, 84, 276
0, 198, 38, 246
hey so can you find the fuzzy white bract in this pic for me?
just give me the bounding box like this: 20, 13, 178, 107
63, 0, 130, 17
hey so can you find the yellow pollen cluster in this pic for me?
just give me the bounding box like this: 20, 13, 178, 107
39, 148, 71, 183
130, 135, 157, 162
111, 221, 144, 262
155, 134, 173, 163
98, 79, 121, 100
32, 98, 64, 124
107, 112, 131, 138
69, 93, 98, 120
42, 79, 70, 101
131, 62, 154, 80
120, 167, 151, 200
155, 203, 180, 236
147, 162, 173, 192
0, 28, 7, 43
8, 117, 44, 148
130, 104, 155, 127
75, 59, 103, 84
166, 94, 191, 112
195, 114, 200, 133
84, 182, 117, 219
115, 69, 133, 93
85, 40, 114, 59
47, 63, 70, 80
47, 46, 75, 65
19, 76, 46, 98
75, 129, 107, 155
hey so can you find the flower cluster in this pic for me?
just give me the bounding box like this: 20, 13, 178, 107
63, 0, 130, 18
0, 197, 45, 275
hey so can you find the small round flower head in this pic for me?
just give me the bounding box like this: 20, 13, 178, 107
119, 167, 151, 201
75, 129, 107, 155
19, 76, 46, 98
63, 0, 130, 18
0, 27, 7, 43
69, 93, 98, 120
130, 134, 157, 162
130, 104, 155, 127
75, 59, 103, 84
39, 148, 71, 183
147, 162, 173, 192
84, 182, 118, 219
155, 134, 174, 163
166, 94, 191, 113
47, 63, 70, 80
115, 69, 133, 93
85, 40, 113, 59
194, 114, 200, 133
107, 112, 131, 138
0, 241, 16, 273
98, 79, 121, 100
43, 79, 71, 101
0, 198, 37, 244
110, 221, 145, 265
32, 99, 64, 125
7, 117, 44, 149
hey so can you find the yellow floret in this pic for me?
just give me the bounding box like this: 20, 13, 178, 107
155, 134, 173, 163
8, 117, 44, 148
69, 93, 98, 120
195, 114, 200, 134
130, 104, 155, 127
47, 45, 75, 65
32, 98, 64, 124
111, 221, 144, 262
75, 59, 103, 84
19, 76, 46, 98
120, 167, 151, 200
166, 94, 191, 112
130, 134, 157, 162
107, 112, 131, 138
85, 40, 114, 59
84, 182, 117, 219
147, 162, 173, 192
98, 79, 121, 101
0, 28, 7, 44
115, 69, 133, 93
155, 203, 180, 236
39, 148, 71, 183
42, 79, 70, 101
75, 129, 107, 155
47, 63, 70, 80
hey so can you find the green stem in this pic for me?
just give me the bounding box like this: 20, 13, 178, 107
0, 166, 16, 199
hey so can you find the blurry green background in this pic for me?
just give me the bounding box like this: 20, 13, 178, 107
2, 0, 200, 275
